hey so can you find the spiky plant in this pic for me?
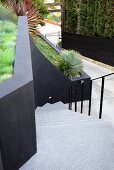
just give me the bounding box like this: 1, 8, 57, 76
4, 0, 41, 37
59, 50, 83, 78
0, 4, 17, 23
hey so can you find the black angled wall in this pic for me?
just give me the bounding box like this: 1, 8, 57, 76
30, 38, 90, 107
0, 17, 36, 170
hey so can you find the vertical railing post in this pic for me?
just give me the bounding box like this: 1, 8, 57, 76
88, 80, 92, 116
69, 85, 72, 110
68, 86, 71, 110
75, 85, 77, 112
99, 77, 105, 119
81, 80, 84, 113
70, 85, 72, 110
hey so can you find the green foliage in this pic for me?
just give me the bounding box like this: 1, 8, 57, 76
64, 0, 114, 39
34, 37, 83, 78
0, 74, 13, 82
4, 0, 42, 37
1, 0, 48, 26
0, 20, 17, 83
0, 4, 17, 23
80, 0, 87, 35
34, 36, 62, 67
64, 0, 79, 33
59, 50, 83, 78
32, 0, 49, 24
46, 13, 61, 23
104, 0, 114, 38
85, 0, 95, 36
93, 0, 98, 36
96, 0, 107, 37
93, 0, 114, 38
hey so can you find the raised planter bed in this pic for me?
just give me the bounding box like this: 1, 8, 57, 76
30, 35, 91, 107
62, 32, 114, 67
0, 17, 36, 170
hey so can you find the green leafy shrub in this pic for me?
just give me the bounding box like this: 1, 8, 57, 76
46, 13, 61, 23
80, 0, 88, 35
96, 0, 107, 38
104, 0, 114, 38
59, 50, 83, 78
32, 0, 49, 25
85, 0, 95, 36
34, 36, 62, 67
4, 0, 42, 37
64, 0, 79, 33
0, 20, 17, 83
63, 0, 114, 39
93, 0, 99, 36
34, 36, 83, 78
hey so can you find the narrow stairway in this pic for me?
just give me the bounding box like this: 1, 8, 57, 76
20, 102, 114, 170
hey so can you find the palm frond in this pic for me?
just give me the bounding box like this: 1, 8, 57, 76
4, 0, 42, 37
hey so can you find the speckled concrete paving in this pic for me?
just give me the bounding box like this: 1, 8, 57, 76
20, 102, 114, 170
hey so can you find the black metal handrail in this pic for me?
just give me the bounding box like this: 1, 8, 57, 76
92, 72, 114, 81
44, 32, 61, 48
69, 72, 114, 119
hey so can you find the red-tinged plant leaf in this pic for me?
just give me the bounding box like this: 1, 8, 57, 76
24, 0, 33, 11
4, 0, 42, 37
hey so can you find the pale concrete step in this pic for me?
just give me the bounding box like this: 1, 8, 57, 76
19, 102, 114, 170
36, 102, 67, 113
35, 101, 100, 127
35, 109, 103, 127
20, 115, 114, 170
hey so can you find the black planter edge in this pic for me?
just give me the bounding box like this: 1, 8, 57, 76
40, 34, 61, 53
30, 36, 91, 107
39, 35, 90, 83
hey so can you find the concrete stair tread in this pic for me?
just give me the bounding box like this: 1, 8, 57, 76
35, 108, 101, 127
36, 102, 67, 113
36, 109, 98, 119
20, 102, 114, 170
36, 114, 111, 127
20, 112, 114, 170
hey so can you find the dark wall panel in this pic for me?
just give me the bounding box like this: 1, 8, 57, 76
0, 151, 3, 170
62, 32, 114, 67
30, 39, 71, 107
0, 82, 36, 170
0, 17, 36, 170
30, 39, 90, 107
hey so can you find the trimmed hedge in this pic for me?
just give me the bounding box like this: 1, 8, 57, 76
93, 0, 99, 36
80, 0, 87, 35
63, 0, 114, 39
104, 0, 114, 38
64, 0, 79, 33
85, 0, 95, 36
96, 0, 107, 37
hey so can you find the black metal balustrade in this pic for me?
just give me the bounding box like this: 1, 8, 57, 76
69, 72, 114, 119
45, 32, 61, 48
